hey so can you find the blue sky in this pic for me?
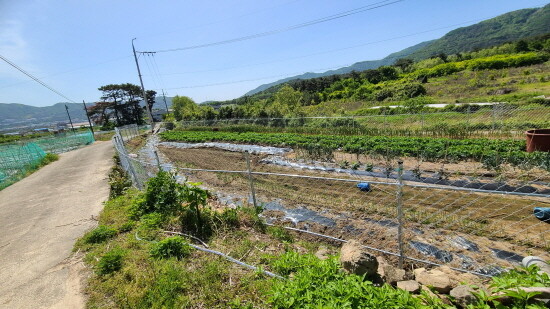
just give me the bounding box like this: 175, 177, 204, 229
0, 0, 548, 107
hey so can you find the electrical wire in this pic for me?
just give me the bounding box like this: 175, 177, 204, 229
0, 53, 76, 103
154, 62, 361, 90
140, 0, 404, 53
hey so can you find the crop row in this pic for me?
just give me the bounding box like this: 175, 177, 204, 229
160, 131, 550, 170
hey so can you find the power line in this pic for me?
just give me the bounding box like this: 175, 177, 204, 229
140, 0, 404, 53
0, 54, 76, 103
0, 55, 132, 90
143, 18, 489, 77
154, 61, 366, 90
145, 17, 550, 77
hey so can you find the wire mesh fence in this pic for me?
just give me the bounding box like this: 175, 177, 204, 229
113, 114, 550, 277
112, 125, 159, 190
0, 130, 95, 190
178, 103, 550, 140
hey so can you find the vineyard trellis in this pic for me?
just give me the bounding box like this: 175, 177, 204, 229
113, 122, 550, 278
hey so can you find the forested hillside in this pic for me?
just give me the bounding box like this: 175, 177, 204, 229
182, 36, 550, 122
244, 4, 550, 96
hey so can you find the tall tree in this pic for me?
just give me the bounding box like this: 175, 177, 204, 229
98, 83, 145, 126
172, 95, 199, 121
146, 90, 157, 112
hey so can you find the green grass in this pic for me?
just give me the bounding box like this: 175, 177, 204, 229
77, 170, 550, 308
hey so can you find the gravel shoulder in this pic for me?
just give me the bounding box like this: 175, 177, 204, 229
0, 141, 113, 309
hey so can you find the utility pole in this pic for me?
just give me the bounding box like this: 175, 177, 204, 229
65, 104, 75, 133
162, 89, 169, 112
132, 38, 154, 132
82, 100, 95, 137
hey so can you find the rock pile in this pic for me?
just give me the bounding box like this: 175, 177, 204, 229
339, 240, 550, 308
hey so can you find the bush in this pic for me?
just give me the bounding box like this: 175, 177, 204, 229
134, 171, 185, 216
108, 160, 132, 199
267, 226, 293, 243
97, 248, 124, 275
269, 252, 430, 308
84, 225, 117, 244
150, 236, 192, 260
39, 153, 59, 166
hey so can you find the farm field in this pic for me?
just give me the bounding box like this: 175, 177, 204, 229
157, 135, 550, 273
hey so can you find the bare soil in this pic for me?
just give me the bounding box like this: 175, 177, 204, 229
160, 146, 550, 268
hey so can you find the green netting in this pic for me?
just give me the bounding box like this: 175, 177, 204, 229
33, 130, 95, 153
0, 130, 95, 190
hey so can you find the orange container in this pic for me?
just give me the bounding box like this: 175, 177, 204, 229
526, 129, 550, 152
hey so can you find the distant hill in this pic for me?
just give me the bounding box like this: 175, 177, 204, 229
0, 96, 172, 132
244, 4, 550, 96
0, 103, 87, 124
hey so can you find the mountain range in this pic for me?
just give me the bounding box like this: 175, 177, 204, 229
0, 97, 172, 132
244, 4, 550, 96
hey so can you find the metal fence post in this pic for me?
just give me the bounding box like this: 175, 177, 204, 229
491, 104, 496, 131
153, 149, 162, 171
397, 160, 404, 269
245, 150, 258, 208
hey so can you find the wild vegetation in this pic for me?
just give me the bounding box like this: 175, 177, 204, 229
167, 36, 550, 124
78, 167, 550, 308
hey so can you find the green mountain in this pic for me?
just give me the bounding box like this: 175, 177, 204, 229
244, 4, 550, 96
407, 4, 550, 60
0, 97, 172, 132
0, 103, 87, 124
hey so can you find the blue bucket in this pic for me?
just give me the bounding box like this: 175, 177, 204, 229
357, 182, 371, 192
533, 207, 550, 223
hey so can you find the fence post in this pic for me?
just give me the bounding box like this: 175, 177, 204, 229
491, 104, 496, 131
397, 160, 404, 269
244, 150, 258, 208
153, 149, 162, 170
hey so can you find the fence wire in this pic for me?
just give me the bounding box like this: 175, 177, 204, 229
179, 103, 550, 140
113, 115, 550, 277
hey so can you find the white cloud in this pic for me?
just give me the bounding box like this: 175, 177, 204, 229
0, 19, 33, 78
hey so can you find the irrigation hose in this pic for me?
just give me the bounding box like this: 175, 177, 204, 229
134, 231, 284, 279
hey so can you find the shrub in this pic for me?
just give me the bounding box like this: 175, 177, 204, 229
97, 248, 124, 275
150, 236, 192, 260
84, 225, 117, 244
269, 252, 430, 308
108, 162, 132, 199
216, 208, 240, 229
267, 226, 293, 243
134, 171, 185, 217
40, 153, 59, 166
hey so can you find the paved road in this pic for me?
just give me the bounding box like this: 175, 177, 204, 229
0, 141, 113, 308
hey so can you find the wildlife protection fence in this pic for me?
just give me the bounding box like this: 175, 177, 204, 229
178, 102, 550, 139
112, 125, 550, 278
0, 130, 95, 189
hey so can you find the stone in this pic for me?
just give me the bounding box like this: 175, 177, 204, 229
397, 280, 420, 294
450, 285, 477, 307
383, 265, 406, 285
340, 240, 378, 276
315, 246, 330, 260
414, 267, 453, 294
376, 256, 390, 277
